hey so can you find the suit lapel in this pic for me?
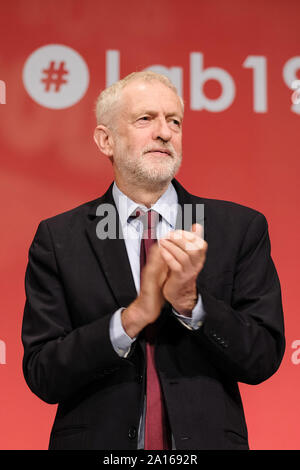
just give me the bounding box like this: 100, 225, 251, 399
85, 182, 137, 308
85, 178, 209, 311
172, 178, 205, 230
172, 178, 209, 284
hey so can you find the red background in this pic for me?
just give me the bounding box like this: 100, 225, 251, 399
0, 0, 299, 450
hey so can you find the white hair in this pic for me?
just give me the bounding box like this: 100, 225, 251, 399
95, 70, 184, 127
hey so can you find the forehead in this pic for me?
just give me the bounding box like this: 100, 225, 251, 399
119, 80, 183, 117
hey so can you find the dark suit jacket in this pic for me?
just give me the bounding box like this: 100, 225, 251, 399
22, 179, 285, 450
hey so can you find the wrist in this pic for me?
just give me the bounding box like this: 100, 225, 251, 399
171, 287, 198, 317
172, 300, 197, 317
121, 297, 151, 339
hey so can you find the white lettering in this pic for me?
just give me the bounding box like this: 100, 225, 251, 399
283, 57, 300, 114
106, 50, 120, 87
291, 340, 300, 365
104, 49, 300, 115
0, 80, 6, 104
0, 340, 6, 364
190, 52, 235, 112
145, 65, 183, 98
103, 454, 138, 467
243, 56, 267, 112
291, 79, 300, 105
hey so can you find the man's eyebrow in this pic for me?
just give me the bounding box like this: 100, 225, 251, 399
132, 108, 157, 115
165, 112, 183, 120
132, 109, 183, 119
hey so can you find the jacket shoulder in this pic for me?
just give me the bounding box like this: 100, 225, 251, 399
30, 195, 107, 245
173, 179, 265, 225
190, 193, 268, 235
42, 197, 100, 228
198, 196, 263, 217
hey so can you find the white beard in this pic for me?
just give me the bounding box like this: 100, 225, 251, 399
112, 140, 182, 189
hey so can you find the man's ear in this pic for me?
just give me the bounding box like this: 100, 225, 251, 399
93, 125, 114, 158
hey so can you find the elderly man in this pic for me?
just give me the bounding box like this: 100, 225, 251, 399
22, 71, 285, 450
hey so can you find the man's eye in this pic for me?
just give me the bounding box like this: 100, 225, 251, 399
139, 116, 150, 121
170, 119, 181, 127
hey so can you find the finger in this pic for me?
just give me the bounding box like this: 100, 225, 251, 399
161, 236, 207, 275
148, 243, 169, 270
162, 230, 204, 252
162, 230, 195, 245
159, 244, 182, 273
159, 238, 191, 268
191, 223, 204, 239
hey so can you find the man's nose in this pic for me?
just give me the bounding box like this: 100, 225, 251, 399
152, 118, 172, 142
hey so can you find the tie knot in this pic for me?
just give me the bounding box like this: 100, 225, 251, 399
129, 209, 159, 240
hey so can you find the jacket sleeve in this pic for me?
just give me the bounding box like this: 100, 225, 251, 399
194, 212, 285, 384
21, 220, 130, 404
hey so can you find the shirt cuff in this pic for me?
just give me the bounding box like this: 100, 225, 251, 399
172, 294, 206, 330
109, 308, 136, 358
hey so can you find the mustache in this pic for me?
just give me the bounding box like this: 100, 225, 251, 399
142, 143, 176, 158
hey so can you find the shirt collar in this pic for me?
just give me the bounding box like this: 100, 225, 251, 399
112, 181, 178, 229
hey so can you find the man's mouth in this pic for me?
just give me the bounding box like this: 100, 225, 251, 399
145, 148, 172, 157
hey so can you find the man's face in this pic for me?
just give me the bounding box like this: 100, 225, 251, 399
110, 80, 183, 189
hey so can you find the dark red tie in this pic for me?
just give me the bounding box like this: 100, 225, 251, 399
138, 209, 170, 450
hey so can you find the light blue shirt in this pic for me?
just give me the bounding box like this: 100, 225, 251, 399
109, 181, 206, 358
109, 181, 206, 449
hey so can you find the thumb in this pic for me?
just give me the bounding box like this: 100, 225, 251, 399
191, 223, 203, 238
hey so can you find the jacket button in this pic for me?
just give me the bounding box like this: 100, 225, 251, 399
128, 426, 137, 440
